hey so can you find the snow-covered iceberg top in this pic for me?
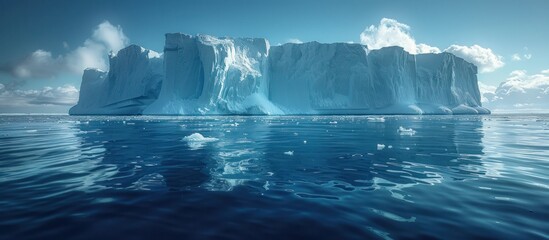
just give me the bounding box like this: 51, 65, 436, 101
70, 33, 490, 115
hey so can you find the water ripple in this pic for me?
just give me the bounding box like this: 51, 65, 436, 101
0, 115, 548, 239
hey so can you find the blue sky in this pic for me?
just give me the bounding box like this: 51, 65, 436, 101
0, 0, 548, 113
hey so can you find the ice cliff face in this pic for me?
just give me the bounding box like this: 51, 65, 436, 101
144, 34, 280, 115
415, 53, 488, 114
69, 45, 163, 115
269, 43, 487, 114
70, 33, 489, 115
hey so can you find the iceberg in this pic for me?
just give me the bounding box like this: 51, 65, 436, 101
69, 45, 163, 115
70, 33, 490, 115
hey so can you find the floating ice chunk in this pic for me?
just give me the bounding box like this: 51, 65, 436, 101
397, 126, 416, 136
303, 140, 307, 144
329, 121, 338, 124
183, 133, 218, 142
284, 151, 294, 156
377, 144, 385, 150
182, 133, 218, 150
367, 117, 385, 122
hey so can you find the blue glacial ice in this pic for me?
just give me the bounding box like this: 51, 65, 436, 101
69, 33, 490, 115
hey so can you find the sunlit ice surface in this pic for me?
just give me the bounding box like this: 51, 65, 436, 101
0, 115, 547, 239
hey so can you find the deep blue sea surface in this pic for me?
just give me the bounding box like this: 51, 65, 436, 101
0, 115, 548, 239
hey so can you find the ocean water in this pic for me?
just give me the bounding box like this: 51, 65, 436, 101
0, 115, 547, 239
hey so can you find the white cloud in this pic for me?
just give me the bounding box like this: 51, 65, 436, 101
477, 81, 497, 103
0, 85, 79, 107
359, 18, 440, 54
509, 69, 527, 78
286, 38, 303, 44
511, 47, 532, 62
91, 21, 129, 53
444, 45, 504, 73
483, 69, 549, 113
416, 43, 441, 54
1, 21, 128, 79
500, 70, 549, 91
10, 50, 65, 78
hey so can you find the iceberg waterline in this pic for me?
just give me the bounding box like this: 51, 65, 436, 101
69, 33, 490, 115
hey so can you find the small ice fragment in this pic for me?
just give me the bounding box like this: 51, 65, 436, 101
388, 145, 393, 149
329, 121, 337, 124
367, 117, 385, 122
182, 133, 219, 150
397, 126, 416, 136
284, 151, 294, 156
183, 133, 218, 142
303, 140, 307, 144
405, 147, 410, 150
377, 144, 385, 150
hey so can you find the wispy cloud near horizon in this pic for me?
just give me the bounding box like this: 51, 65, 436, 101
481, 69, 549, 112
0, 84, 79, 108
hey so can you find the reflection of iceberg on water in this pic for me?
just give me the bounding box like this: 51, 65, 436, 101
69, 115, 487, 199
